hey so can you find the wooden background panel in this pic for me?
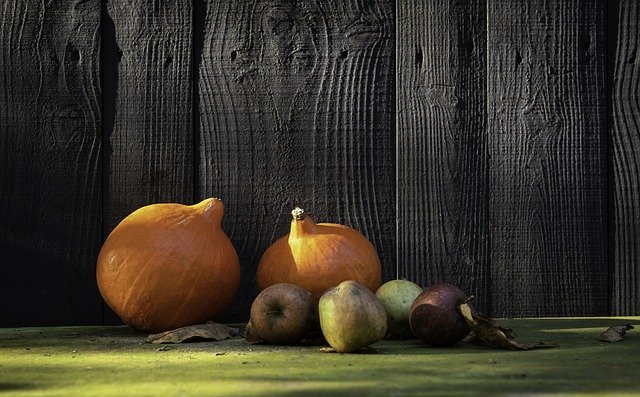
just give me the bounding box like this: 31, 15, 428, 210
397, 0, 490, 311
0, 0, 102, 326
103, 0, 193, 323
197, 0, 395, 321
487, 0, 608, 316
611, 0, 640, 315
1, 0, 637, 327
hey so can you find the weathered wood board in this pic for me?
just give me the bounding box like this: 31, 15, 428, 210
397, 0, 490, 313
197, 0, 396, 319
611, 0, 640, 315
103, 0, 194, 232
487, 0, 608, 316
0, 0, 102, 326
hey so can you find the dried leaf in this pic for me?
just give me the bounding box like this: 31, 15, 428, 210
147, 323, 239, 344
463, 331, 480, 344
598, 324, 634, 343
459, 303, 558, 350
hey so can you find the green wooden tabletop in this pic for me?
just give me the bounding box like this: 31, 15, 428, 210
1, 317, 639, 396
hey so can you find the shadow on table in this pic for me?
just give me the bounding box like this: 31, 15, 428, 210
0, 382, 33, 392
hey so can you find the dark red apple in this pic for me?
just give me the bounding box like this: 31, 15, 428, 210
249, 283, 313, 345
409, 283, 470, 347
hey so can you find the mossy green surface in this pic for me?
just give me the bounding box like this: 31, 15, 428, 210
1, 318, 639, 396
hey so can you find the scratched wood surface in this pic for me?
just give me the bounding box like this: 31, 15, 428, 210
611, 0, 640, 315
103, 0, 194, 232
397, 0, 490, 313
196, 0, 396, 320
487, 0, 608, 316
0, 0, 102, 326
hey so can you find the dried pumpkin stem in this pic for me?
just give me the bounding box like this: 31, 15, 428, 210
291, 207, 305, 220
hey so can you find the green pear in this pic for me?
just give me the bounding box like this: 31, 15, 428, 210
375, 279, 423, 339
318, 280, 387, 353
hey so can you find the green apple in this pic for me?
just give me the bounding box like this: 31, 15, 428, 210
376, 279, 423, 339
318, 280, 387, 353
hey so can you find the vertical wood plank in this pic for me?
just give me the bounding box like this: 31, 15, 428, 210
103, 0, 193, 323
397, 0, 490, 310
611, 0, 640, 315
487, 0, 608, 316
0, 0, 102, 325
197, 0, 395, 321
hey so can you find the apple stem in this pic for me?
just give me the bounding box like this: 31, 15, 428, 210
266, 310, 280, 316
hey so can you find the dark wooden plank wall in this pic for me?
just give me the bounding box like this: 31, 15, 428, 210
486, 0, 608, 316
197, 0, 396, 320
611, 0, 640, 315
0, 0, 103, 326
397, 0, 490, 313
1, 0, 639, 326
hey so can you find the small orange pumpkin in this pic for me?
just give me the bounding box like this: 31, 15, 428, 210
96, 198, 240, 333
256, 208, 382, 302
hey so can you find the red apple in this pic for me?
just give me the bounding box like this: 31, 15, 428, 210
409, 283, 470, 347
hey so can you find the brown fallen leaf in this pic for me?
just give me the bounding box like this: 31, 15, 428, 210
598, 324, 634, 343
458, 303, 558, 350
147, 322, 239, 344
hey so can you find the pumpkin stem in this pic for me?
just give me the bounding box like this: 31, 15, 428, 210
289, 207, 316, 238
291, 207, 305, 220
198, 198, 224, 227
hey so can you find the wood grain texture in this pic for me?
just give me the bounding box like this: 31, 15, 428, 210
0, 0, 102, 325
197, 0, 395, 321
103, 0, 193, 323
611, 0, 640, 315
397, 0, 489, 311
487, 0, 608, 316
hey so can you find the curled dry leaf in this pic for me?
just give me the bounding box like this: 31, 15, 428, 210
458, 303, 558, 350
598, 324, 634, 343
147, 322, 240, 344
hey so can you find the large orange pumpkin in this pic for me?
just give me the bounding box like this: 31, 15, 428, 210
96, 198, 240, 333
256, 208, 382, 302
